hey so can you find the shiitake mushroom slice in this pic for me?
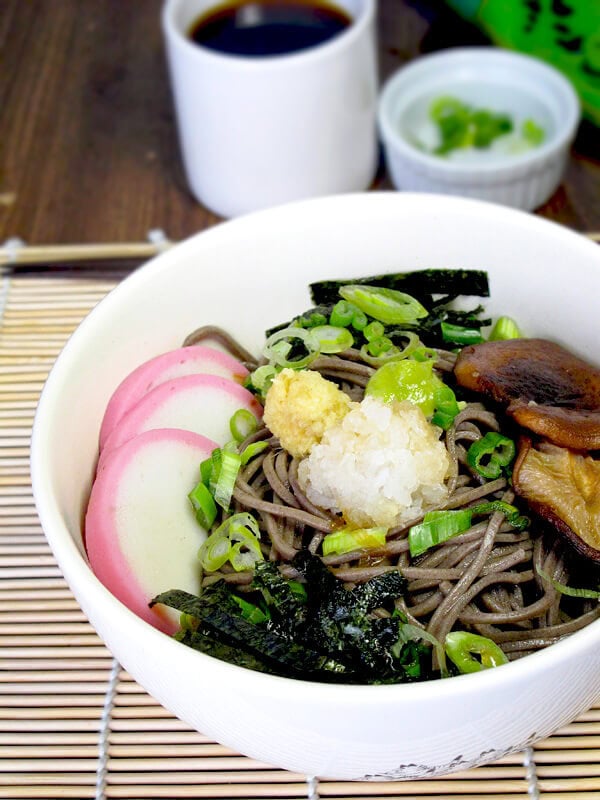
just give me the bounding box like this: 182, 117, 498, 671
454, 339, 600, 450
512, 438, 600, 563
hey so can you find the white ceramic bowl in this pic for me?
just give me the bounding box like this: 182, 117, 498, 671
378, 48, 581, 211
31, 193, 600, 780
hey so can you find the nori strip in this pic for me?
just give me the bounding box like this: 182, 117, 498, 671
309, 269, 490, 306
290, 552, 408, 678
153, 554, 430, 682
151, 587, 349, 680
252, 561, 307, 637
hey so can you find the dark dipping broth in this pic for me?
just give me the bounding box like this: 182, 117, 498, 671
188, 0, 352, 57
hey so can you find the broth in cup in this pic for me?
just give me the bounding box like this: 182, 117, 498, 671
188, 0, 353, 56
162, 0, 378, 217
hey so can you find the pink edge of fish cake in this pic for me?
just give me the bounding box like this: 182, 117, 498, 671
99, 346, 250, 449
85, 428, 218, 634
99, 373, 263, 464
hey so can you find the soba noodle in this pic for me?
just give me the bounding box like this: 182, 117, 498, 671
185, 332, 600, 665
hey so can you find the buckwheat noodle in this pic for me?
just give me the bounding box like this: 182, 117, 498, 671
188, 330, 600, 663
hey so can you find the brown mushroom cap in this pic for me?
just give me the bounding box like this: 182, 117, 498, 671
454, 339, 600, 450
513, 439, 600, 563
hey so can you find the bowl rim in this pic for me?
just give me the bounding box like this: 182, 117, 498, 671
377, 46, 581, 177
31, 191, 600, 705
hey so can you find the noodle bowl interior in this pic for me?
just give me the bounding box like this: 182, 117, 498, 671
87, 269, 600, 684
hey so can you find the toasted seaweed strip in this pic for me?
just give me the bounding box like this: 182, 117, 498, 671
151, 588, 349, 679
176, 627, 277, 674
309, 269, 490, 306
290, 552, 410, 676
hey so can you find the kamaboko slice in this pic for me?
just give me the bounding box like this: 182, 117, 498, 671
85, 428, 217, 633
100, 373, 263, 462
99, 346, 249, 448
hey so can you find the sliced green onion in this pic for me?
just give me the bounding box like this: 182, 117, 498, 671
339, 285, 428, 325
188, 480, 218, 529
230, 408, 258, 443
537, 568, 600, 599
408, 509, 473, 558
199, 534, 232, 572
308, 325, 354, 354
213, 450, 242, 510
392, 623, 447, 676
445, 631, 508, 673
293, 310, 328, 329
288, 580, 308, 602
322, 526, 387, 556
441, 321, 484, 346
198, 512, 263, 573
199, 456, 213, 487
207, 448, 223, 495
249, 364, 278, 394
263, 327, 319, 369
522, 118, 545, 146
364, 335, 394, 357
363, 321, 385, 341
489, 316, 522, 341
430, 97, 514, 155
240, 440, 269, 465
360, 332, 421, 367
431, 383, 460, 430
466, 432, 516, 479
411, 345, 438, 362
231, 594, 271, 623
409, 498, 529, 558
329, 300, 355, 327
350, 309, 368, 331
179, 612, 199, 632
229, 537, 263, 571
470, 500, 529, 531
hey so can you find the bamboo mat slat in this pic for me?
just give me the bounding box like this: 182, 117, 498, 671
1, 256, 599, 800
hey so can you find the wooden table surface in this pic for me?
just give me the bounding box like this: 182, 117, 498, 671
1, 0, 599, 246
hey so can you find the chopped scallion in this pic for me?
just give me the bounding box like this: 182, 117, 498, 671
248, 364, 278, 396
489, 316, 522, 341
431, 384, 460, 430
213, 450, 242, 510
408, 509, 473, 557
329, 300, 355, 328
322, 526, 387, 556
441, 321, 484, 345
445, 631, 508, 673
339, 284, 428, 325
363, 321, 385, 341
230, 408, 258, 443
263, 327, 320, 369
537, 568, 600, 599
188, 480, 217, 529
240, 440, 269, 465
308, 325, 354, 354
466, 432, 516, 479
392, 622, 447, 676
198, 512, 263, 573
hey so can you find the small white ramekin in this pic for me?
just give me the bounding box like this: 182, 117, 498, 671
378, 47, 581, 211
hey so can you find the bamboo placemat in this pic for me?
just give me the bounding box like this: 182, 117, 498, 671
1, 247, 600, 800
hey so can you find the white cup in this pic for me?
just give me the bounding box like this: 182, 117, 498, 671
162, 0, 378, 218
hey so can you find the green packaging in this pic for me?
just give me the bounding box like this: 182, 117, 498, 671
446, 0, 600, 125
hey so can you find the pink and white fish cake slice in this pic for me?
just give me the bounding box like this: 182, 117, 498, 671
100, 373, 262, 461
99, 345, 250, 448
85, 428, 217, 633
